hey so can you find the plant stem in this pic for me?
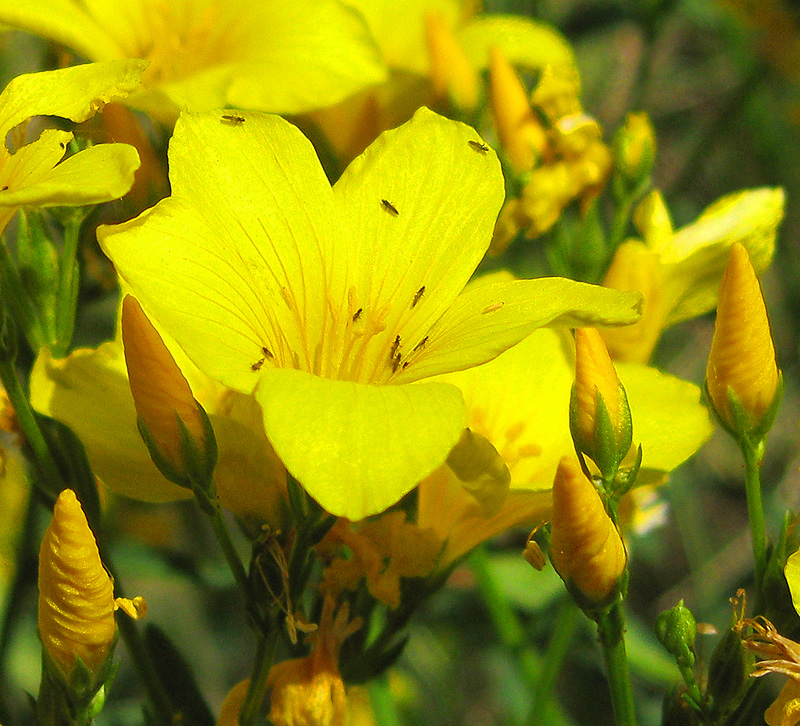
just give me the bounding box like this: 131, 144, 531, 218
53, 213, 84, 357
206, 505, 257, 619
596, 601, 637, 726
741, 436, 767, 589
239, 623, 279, 726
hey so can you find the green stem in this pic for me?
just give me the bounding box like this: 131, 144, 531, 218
52, 214, 84, 357
239, 624, 279, 726
741, 436, 767, 590
0, 357, 63, 498
206, 505, 255, 615
596, 602, 637, 726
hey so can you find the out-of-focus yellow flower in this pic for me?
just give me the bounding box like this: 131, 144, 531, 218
30, 324, 288, 528
602, 187, 785, 363
314, 0, 575, 160
705, 242, 780, 435
488, 61, 611, 249
216, 678, 250, 726
417, 277, 711, 566
0, 60, 144, 235
571, 328, 632, 478
614, 111, 656, 185
319, 512, 443, 608
0, 0, 386, 124
267, 596, 361, 726
549, 456, 627, 605
38, 489, 116, 682
122, 295, 214, 486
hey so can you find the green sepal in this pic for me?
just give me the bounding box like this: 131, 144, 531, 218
136, 400, 218, 496
705, 618, 755, 722
16, 209, 59, 346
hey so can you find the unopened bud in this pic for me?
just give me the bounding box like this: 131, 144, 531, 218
655, 600, 697, 670
614, 112, 656, 186
425, 11, 479, 111
38, 489, 116, 684
121, 295, 217, 488
570, 328, 633, 479
549, 457, 627, 607
489, 46, 547, 172
705, 243, 780, 438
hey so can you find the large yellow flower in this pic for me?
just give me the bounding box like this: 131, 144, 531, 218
0, 0, 386, 122
0, 60, 145, 234
418, 310, 712, 566
97, 107, 641, 520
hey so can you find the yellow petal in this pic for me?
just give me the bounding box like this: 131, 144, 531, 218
256, 369, 465, 519
99, 110, 336, 394
0, 60, 146, 139
785, 546, 800, 618
394, 277, 642, 383
0, 142, 139, 207
457, 15, 575, 71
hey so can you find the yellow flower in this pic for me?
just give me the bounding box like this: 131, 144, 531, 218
0, 60, 144, 234
705, 242, 779, 435
122, 294, 213, 485
417, 287, 711, 566
549, 456, 627, 605
267, 597, 361, 726
97, 107, 641, 520
0, 0, 386, 123
38, 489, 116, 682
602, 187, 785, 363
313, 0, 575, 160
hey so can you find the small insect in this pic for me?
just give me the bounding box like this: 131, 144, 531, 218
261, 346, 274, 359
411, 336, 428, 353
468, 139, 489, 153
251, 358, 265, 372
389, 335, 401, 358
482, 301, 505, 314
352, 307, 363, 322
411, 286, 425, 308
381, 199, 399, 216
221, 113, 246, 126
391, 352, 402, 373
0, 186, 7, 191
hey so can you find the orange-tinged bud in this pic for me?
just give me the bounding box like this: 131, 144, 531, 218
706, 242, 780, 435
489, 46, 547, 172
425, 11, 480, 111
571, 328, 632, 477
38, 489, 116, 682
216, 679, 250, 726
600, 240, 665, 363
549, 457, 627, 605
121, 295, 215, 487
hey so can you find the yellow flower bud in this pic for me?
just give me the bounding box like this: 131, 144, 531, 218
38, 489, 116, 682
549, 457, 627, 605
121, 295, 215, 486
614, 112, 656, 184
706, 242, 780, 435
488, 46, 547, 173
530, 64, 582, 123
216, 679, 250, 726
571, 328, 632, 477
424, 11, 479, 111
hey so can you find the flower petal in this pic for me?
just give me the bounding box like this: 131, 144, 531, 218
333, 107, 504, 379
255, 368, 465, 519
0, 143, 139, 207
29, 344, 191, 503
0, 60, 147, 139
617, 363, 712, 474
394, 277, 642, 383
457, 15, 575, 71
98, 111, 337, 393
224, 0, 387, 113
663, 187, 784, 326
0, 1, 123, 63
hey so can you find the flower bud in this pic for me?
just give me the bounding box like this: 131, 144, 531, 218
570, 328, 633, 479
489, 46, 547, 173
121, 295, 217, 488
705, 242, 780, 437
655, 600, 697, 670
424, 11, 479, 111
38, 489, 116, 683
614, 112, 656, 187
549, 457, 627, 607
